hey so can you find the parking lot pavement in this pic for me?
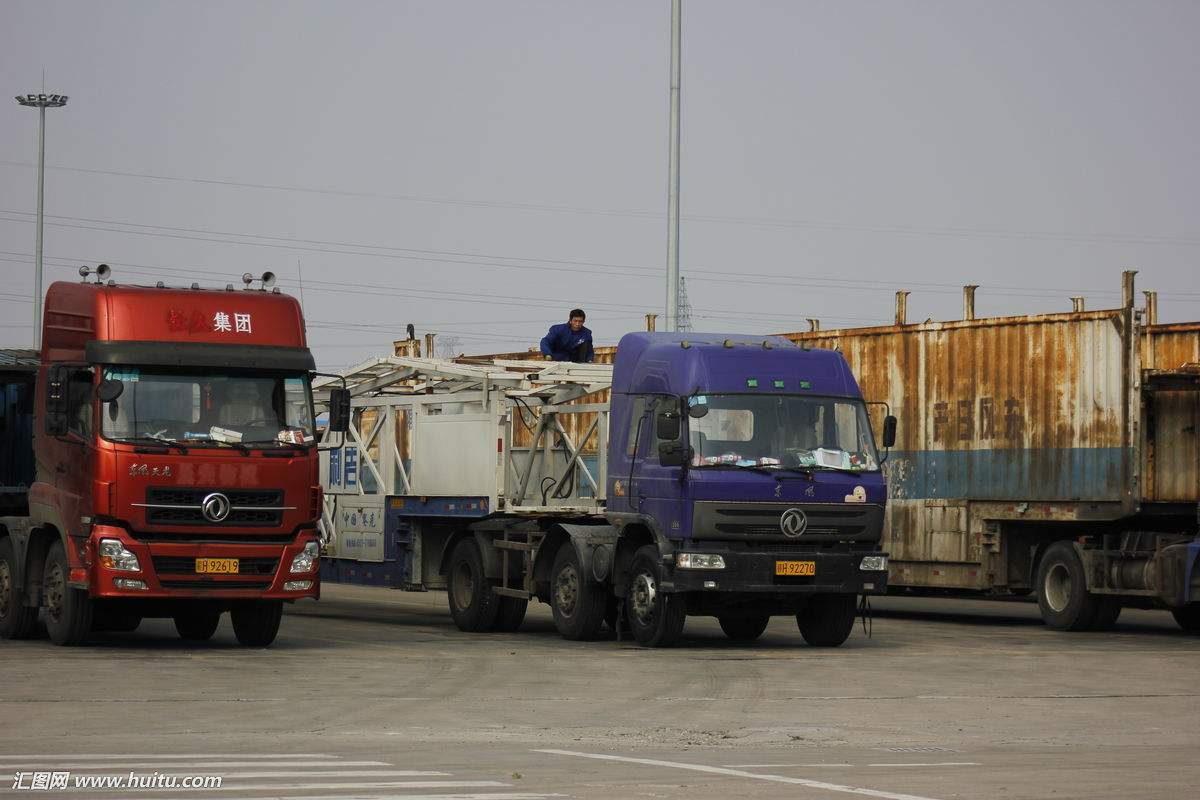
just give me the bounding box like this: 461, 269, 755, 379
1, 584, 1197, 800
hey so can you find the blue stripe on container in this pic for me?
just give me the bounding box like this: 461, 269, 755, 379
884, 447, 1130, 501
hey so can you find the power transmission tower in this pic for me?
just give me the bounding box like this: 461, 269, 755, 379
677, 276, 693, 332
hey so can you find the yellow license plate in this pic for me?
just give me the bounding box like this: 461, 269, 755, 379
775, 560, 816, 577
195, 558, 239, 574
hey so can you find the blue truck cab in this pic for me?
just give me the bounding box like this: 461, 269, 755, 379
604, 332, 894, 646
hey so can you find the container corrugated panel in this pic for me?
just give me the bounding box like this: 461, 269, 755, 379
786, 309, 1133, 504
1140, 323, 1200, 502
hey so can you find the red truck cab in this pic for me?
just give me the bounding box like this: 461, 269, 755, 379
0, 272, 341, 646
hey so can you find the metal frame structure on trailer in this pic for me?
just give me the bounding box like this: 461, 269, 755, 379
313, 356, 614, 543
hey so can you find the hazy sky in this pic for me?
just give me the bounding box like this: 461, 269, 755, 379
2, 0, 1197, 368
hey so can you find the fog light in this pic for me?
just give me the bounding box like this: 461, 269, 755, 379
703, 580, 718, 589
289, 540, 320, 573
98, 539, 141, 572
860, 555, 888, 571
113, 578, 147, 590
284, 580, 313, 591
677, 553, 726, 570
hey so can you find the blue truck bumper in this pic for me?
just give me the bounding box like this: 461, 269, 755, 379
664, 549, 888, 595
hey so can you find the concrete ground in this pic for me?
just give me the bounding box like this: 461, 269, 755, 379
1, 585, 1197, 800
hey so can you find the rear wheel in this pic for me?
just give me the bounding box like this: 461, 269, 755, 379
718, 615, 770, 642
174, 608, 222, 641
796, 594, 856, 647
626, 545, 686, 647
1036, 542, 1102, 631
550, 544, 607, 640
230, 601, 282, 647
446, 539, 499, 632
0, 539, 38, 639
491, 596, 528, 632
1173, 604, 1200, 634
43, 541, 93, 646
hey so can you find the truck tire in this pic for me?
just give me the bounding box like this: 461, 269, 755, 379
550, 544, 607, 640
718, 615, 770, 641
796, 594, 856, 647
625, 545, 686, 647
0, 539, 38, 639
42, 540, 93, 646
446, 539, 499, 632
174, 608, 222, 641
491, 596, 528, 632
1089, 598, 1122, 631
1173, 604, 1200, 634
1036, 541, 1102, 631
230, 601, 283, 647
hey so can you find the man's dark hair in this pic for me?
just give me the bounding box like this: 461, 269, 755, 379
569, 308, 586, 321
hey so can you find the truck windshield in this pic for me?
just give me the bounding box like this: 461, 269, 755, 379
687, 393, 880, 472
100, 367, 314, 448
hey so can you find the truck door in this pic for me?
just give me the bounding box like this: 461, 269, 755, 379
42, 366, 96, 533
632, 397, 689, 538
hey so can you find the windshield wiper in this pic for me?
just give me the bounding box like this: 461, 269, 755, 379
811, 466, 871, 476
114, 435, 188, 455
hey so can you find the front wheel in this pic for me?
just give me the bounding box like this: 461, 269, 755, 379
796, 594, 856, 647
718, 615, 770, 642
230, 601, 282, 647
1173, 604, 1200, 634
625, 545, 686, 647
0, 538, 38, 639
550, 544, 607, 640
43, 541, 93, 646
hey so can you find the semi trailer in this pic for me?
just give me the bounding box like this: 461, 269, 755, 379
0, 267, 346, 646
316, 332, 896, 647
788, 271, 1200, 632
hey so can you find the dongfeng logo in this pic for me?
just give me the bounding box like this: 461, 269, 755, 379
201, 492, 231, 523
780, 507, 808, 537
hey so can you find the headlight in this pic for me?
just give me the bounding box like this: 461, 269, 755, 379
860, 555, 888, 571
289, 540, 320, 573
98, 539, 141, 572
676, 553, 726, 570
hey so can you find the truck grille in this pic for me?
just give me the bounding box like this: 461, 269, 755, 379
141, 488, 287, 527
151, 555, 280, 576
692, 502, 883, 543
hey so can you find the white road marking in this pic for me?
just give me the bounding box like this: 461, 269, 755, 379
0, 781, 510, 795
0, 754, 332, 762
536, 748, 946, 800
724, 764, 854, 768
90, 794, 560, 800
866, 763, 981, 768
3, 761, 391, 770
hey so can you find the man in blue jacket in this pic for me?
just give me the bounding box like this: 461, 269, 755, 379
540, 309, 594, 363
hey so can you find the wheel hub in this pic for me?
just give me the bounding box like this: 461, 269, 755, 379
0, 560, 11, 619
630, 571, 657, 624
555, 565, 579, 617
1045, 562, 1071, 613
45, 564, 65, 624
451, 561, 475, 610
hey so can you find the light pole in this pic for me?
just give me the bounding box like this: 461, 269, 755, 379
665, 0, 681, 332
14, 91, 68, 350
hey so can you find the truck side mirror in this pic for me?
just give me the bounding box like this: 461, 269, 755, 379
98, 379, 124, 403
655, 409, 681, 441
658, 440, 690, 467
327, 388, 351, 434
882, 415, 897, 449
45, 367, 68, 436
